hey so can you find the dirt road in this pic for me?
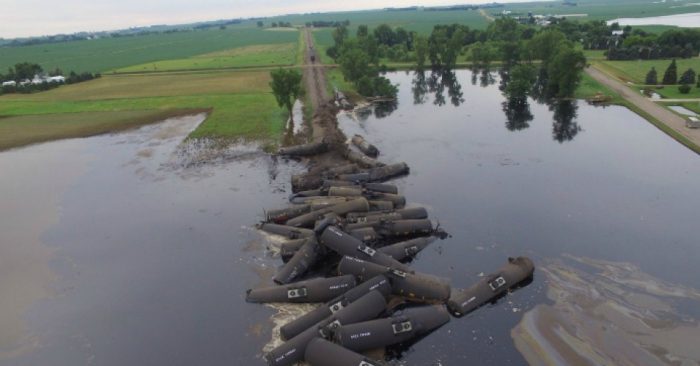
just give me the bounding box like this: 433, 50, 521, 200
586, 65, 700, 151
302, 28, 333, 141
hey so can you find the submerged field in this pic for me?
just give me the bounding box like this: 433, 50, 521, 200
0, 70, 287, 151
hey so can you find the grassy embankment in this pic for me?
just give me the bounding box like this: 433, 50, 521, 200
0, 29, 302, 151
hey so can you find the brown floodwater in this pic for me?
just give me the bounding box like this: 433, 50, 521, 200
0, 114, 305, 365
2, 69, 700, 366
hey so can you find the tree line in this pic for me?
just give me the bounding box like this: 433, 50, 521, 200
326, 25, 399, 98
1, 62, 100, 95
305, 20, 350, 28
645, 60, 698, 94
547, 19, 700, 60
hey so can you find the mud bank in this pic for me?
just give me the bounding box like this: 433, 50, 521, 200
512, 254, 700, 366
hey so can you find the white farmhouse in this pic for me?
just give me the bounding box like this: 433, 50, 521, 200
1, 80, 16, 87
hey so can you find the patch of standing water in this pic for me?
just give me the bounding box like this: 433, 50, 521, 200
286, 99, 305, 134
669, 105, 699, 116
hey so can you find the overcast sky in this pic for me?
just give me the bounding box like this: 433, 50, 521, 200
0, 0, 537, 39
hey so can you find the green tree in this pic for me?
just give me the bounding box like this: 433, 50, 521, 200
546, 47, 586, 98
332, 25, 349, 47
488, 17, 522, 66
645, 67, 658, 85
269, 68, 303, 120
679, 68, 696, 85
414, 35, 428, 70
373, 24, 396, 46
338, 46, 371, 82
505, 63, 537, 101
529, 29, 567, 66
257, 21, 264, 28
357, 25, 368, 38
13, 62, 42, 81
678, 84, 691, 94
444, 29, 465, 69
469, 42, 494, 67
358, 35, 380, 65
662, 59, 678, 85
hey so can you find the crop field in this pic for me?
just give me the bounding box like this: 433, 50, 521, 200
0, 70, 287, 150
595, 58, 700, 84
274, 8, 490, 34
1, 71, 273, 101
114, 43, 298, 73
0, 27, 299, 73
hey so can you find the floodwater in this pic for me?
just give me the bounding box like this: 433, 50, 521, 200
337, 69, 700, 365
607, 12, 700, 27
0, 114, 303, 365
1, 69, 700, 365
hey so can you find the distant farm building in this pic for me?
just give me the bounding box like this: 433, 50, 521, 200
2, 80, 16, 87
31, 74, 66, 84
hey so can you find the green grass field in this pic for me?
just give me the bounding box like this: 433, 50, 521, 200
0, 27, 299, 73
596, 58, 700, 84
114, 43, 298, 73
653, 85, 700, 99
574, 72, 625, 104
0, 70, 287, 150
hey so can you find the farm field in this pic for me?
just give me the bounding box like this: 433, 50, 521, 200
0, 71, 287, 150
274, 8, 490, 34
0, 27, 299, 73
114, 43, 298, 73
0, 109, 203, 151
595, 58, 700, 83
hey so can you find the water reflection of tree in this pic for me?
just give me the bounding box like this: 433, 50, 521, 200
493, 64, 583, 142
354, 101, 399, 122
550, 100, 581, 143
412, 71, 429, 104
374, 101, 398, 118
411, 68, 464, 106
502, 98, 533, 131
470, 67, 496, 87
